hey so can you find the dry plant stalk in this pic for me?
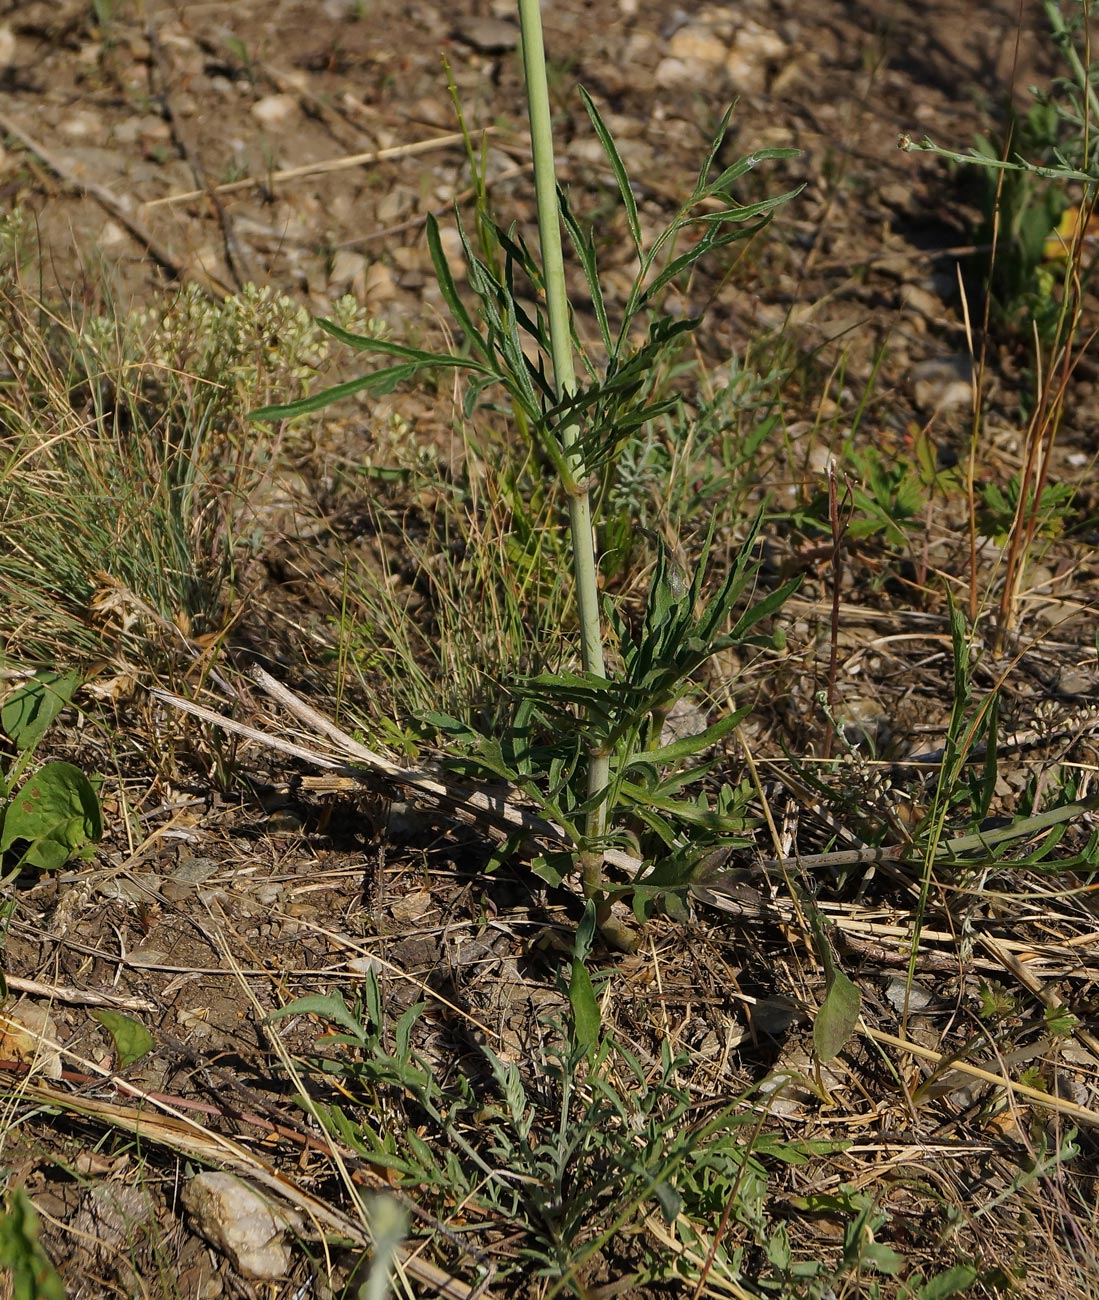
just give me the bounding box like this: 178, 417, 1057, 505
152, 667, 645, 875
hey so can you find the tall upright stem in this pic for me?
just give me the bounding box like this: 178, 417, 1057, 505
516, 0, 609, 864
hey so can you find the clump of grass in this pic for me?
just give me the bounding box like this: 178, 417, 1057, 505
0, 228, 379, 672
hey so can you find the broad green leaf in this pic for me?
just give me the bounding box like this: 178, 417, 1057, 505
861, 1241, 903, 1274
92, 1009, 153, 1068
651, 1179, 682, 1226
1, 670, 80, 754
917, 1264, 978, 1299
0, 762, 101, 871
0, 1187, 67, 1300
530, 853, 568, 888
568, 957, 601, 1052
813, 968, 861, 1062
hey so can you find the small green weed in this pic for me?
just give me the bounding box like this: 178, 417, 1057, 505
0, 669, 101, 878
270, 957, 851, 1296
0, 1184, 67, 1300
251, 46, 801, 916
977, 469, 1076, 544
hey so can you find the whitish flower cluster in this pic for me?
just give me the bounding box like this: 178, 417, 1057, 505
127, 282, 387, 393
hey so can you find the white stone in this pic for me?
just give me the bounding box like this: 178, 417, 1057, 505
328, 248, 367, 297
251, 94, 300, 130
58, 110, 102, 139
0, 25, 17, 69
911, 354, 974, 413
725, 21, 787, 93
668, 25, 727, 66
655, 56, 696, 88
182, 1173, 301, 1280
98, 220, 128, 251
364, 262, 398, 304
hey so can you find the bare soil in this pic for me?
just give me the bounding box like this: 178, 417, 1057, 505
3, 1, 1099, 1297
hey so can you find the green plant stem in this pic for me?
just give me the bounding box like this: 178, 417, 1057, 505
1041, 0, 1099, 144
516, 0, 610, 869
900, 135, 1096, 185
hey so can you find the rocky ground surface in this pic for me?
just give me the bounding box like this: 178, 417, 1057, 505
3, 0, 1099, 1297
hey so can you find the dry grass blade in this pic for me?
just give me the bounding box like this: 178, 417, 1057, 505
977, 932, 1099, 1065
863, 1024, 1099, 1129
0, 1014, 482, 1300
141, 130, 491, 208
6, 1078, 479, 1299
152, 672, 646, 874
0, 976, 155, 1012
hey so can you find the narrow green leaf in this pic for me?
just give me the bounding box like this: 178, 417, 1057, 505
726, 577, 802, 641
813, 968, 861, 1062
641, 216, 778, 304
424, 213, 487, 357
579, 86, 642, 253
574, 899, 597, 963
629, 708, 749, 767
695, 103, 736, 197
706, 148, 802, 195
558, 188, 613, 352
92, 1009, 153, 1068
316, 319, 461, 361
249, 354, 494, 420
357, 1194, 409, 1300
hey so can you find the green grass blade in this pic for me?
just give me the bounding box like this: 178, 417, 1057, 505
694, 104, 736, 197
